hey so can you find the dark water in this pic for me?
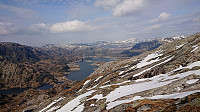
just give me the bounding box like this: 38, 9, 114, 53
64, 87, 70, 89
0, 84, 54, 94
66, 58, 110, 81
36, 84, 54, 90
0, 87, 30, 94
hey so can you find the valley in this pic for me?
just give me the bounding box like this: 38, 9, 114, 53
0, 33, 199, 112
1, 1, 199, 111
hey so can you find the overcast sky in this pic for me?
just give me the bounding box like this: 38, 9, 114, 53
0, 0, 200, 46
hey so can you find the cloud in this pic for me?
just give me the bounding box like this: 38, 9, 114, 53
94, 0, 121, 10
0, 22, 19, 35
28, 23, 48, 33
193, 16, 200, 22
0, 3, 40, 19
149, 24, 161, 30
151, 12, 171, 22
94, 0, 145, 17
49, 20, 95, 33
112, 0, 145, 16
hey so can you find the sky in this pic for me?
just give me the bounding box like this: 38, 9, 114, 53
0, 0, 200, 46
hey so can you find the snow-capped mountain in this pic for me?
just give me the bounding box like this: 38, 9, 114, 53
161, 35, 187, 42
39, 33, 200, 112
111, 38, 136, 44
42, 38, 138, 51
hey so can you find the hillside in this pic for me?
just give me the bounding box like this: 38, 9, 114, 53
38, 33, 200, 112
0, 43, 81, 90
121, 40, 163, 57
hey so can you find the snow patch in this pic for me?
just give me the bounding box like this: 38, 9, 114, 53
94, 76, 103, 82
107, 90, 200, 109
136, 53, 163, 68
72, 103, 84, 112
92, 64, 200, 110
84, 79, 91, 85
100, 80, 131, 88
46, 106, 60, 112
148, 90, 200, 99
90, 104, 95, 106
176, 44, 185, 49
173, 61, 200, 72
135, 78, 149, 82
39, 97, 64, 112
191, 46, 198, 52
107, 96, 142, 109
186, 79, 199, 84
133, 56, 173, 77
119, 71, 125, 75
57, 90, 96, 112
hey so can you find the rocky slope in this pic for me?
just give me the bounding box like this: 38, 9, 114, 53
38, 32, 200, 112
0, 42, 81, 90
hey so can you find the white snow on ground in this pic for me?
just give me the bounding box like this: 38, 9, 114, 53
149, 90, 200, 99
107, 90, 200, 109
77, 88, 83, 93
94, 76, 103, 82
107, 96, 142, 109
133, 56, 173, 77
119, 71, 125, 75
191, 46, 198, 52
99, 80, 131, 88
135, 78, 150, 82
121, 54, 171, 78
87, 84, 98, 90
90, 61, 200, 110
46, 106, 60, 112
176, 44, 185, 49
186, 79, 199, 84
90, 104, 95, 106
136, 53, 163, 68
84, 79, 91, 85
72, 103, 84, 112
173, 61, 200, 72
39, 97, 64, 112
90, 94, 104, 100
57, 90, 96, 112
123, 65, 129, 68
185, 61, 200, 69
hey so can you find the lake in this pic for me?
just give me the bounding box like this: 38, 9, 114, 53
66, 58, 110, 81
0, 84, 54, 94
0, 87, 30, 94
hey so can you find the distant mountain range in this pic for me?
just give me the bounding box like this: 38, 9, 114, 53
42, 35, 186, 52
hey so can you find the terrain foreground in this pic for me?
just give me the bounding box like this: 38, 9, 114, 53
33, 33, 200, 111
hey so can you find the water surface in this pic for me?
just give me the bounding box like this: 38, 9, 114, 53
67, 58, 110, 81
36, 84, 54, 90
0, 87, 30, 94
